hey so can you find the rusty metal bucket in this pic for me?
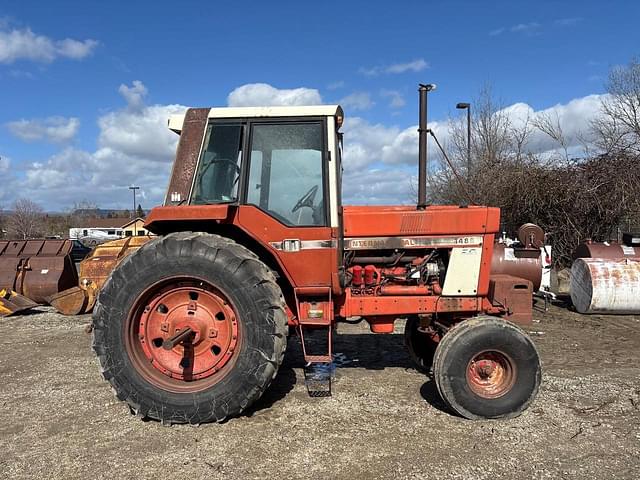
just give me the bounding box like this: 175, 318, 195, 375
49, 236, 153, 315
0, 239, 78, 304
0, 289, 38, 317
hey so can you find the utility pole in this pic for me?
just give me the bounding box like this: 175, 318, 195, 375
456, 102, 471, 175
129, 186, 140, 218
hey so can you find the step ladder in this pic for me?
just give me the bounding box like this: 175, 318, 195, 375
295, 287, 333, 397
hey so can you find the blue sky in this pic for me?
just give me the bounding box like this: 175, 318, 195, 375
0, 0, 638, 211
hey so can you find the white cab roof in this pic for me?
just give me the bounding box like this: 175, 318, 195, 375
168, 105, 343, 134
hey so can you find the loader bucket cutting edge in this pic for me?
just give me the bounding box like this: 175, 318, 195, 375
47, 286, 91, 316
0, 289, 38, 317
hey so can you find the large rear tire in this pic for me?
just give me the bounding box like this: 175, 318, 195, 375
432, 316, 541, 420
92, 232, 287, 424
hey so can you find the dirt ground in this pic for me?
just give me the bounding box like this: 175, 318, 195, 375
1, 300, 639, 480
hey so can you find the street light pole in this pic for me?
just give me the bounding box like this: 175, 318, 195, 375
129, 186, 140, 218
456, 102, 471, 175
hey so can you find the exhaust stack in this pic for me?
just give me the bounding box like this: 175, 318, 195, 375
417, 83, 436, 210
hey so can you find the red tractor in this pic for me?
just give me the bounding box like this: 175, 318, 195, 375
92, 85, 541, 424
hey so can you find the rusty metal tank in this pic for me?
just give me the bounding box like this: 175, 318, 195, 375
573, 240, 640, 260
570, 258, 640, 314
491, 243, 543, 291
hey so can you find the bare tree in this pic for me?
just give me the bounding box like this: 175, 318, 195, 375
7, 199, 44, 239
592, 58, 640, 155
533, 111, 570, 162
430, 84, 535, 207
428, 79, 640, 266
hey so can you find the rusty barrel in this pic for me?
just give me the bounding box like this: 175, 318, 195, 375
491, 243, 542, 291
0, 239, 78, 304
570, 258, 640, 314
573, 241, 640, 260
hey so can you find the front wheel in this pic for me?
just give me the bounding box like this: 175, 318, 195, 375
403, 316, 437, 374
92, 232, 288, 424
432, 316, 541, 420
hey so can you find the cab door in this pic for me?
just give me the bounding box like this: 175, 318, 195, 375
238, 119, 337, 289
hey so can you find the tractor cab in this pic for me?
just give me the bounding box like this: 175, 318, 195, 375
163, 106, 343, 230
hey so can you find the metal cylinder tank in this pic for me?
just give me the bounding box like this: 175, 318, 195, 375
570, 258, 640, 314
491, 243, 543, 291
573, 241, 640, 260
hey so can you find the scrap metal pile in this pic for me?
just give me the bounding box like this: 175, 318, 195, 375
0, 236, 151, 317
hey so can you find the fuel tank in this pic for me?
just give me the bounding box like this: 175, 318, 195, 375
573, 240, 640, 260
570, 258, 640, 314
491, 243, 543, 291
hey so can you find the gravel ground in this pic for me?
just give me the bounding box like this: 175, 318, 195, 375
1, 301, 639, 480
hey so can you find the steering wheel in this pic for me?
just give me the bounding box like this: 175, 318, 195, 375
291, 185, 319, 213
195, 157, 240, 200
210, 158, 240, 175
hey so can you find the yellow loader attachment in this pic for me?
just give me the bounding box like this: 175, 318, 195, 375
48, 236, 153, 315
0, 289, 38, 317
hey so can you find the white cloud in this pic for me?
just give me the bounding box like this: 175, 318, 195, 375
227, 83, 322, 107
341, 117, 401, 171
0, 26, 97, 64
327, 80, 345, 90
380, 89, 406, 108
98, 103, 185, 161
6, 116, 80, 143
339, 92, 374, 111
118, 80, 148, 111
511, 22, 541, 34
343, 168, 415, 205
490, 22, 541, 36
16, 81, 186, 210
341, 116, 451, 171
360, 58, 428, 76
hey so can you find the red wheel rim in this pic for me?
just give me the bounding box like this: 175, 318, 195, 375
125, 277, 240, 393
466, 350, 516, 399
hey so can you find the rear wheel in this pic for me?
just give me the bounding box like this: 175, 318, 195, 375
433, 316, 541, 420
92, 232, 287, 424
403, 316, 437, 374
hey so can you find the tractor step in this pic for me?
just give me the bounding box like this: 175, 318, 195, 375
298, 317, 332, 326
304, 354, 332, 363
303, 362, 333, 397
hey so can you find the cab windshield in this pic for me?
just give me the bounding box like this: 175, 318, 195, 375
191, 123, 242, 204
